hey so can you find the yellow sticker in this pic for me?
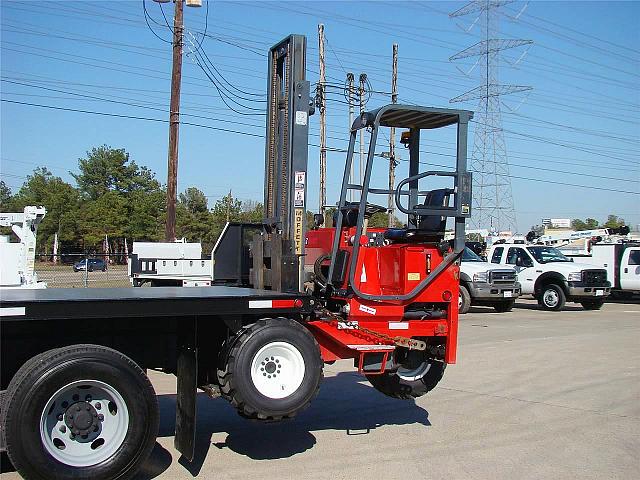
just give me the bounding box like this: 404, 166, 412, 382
407, 272, 420, 281
294, 208, 304, 255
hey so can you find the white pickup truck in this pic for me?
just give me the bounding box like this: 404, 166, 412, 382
486, 243, 610, 311
458, 247, 521, 314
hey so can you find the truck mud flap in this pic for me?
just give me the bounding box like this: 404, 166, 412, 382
175, 344, 197, 461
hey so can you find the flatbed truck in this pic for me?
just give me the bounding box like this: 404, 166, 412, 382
0, 35, 473, 480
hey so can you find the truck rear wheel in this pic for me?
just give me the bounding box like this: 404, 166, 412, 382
538, 284, 566, 311
581, 299, 605, 310
217, 318, 323, 420
458, 285, 471, 314
2, 345, 158, 480
366, 351, 446, 400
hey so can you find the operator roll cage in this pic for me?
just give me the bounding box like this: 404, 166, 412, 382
326, 104, 473, 302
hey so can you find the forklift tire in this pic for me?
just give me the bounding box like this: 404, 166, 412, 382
458, 285, 471, 314
580, 299, 605, 310
493, 299, 515, 313
366, 358, 446, 400
217, 318, 323, 421
538, 283, 566, 311
2, 345, 158, 480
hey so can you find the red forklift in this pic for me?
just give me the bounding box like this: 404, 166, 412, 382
0, 34, 472, 480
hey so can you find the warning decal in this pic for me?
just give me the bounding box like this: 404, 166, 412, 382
294, 208, 304, 255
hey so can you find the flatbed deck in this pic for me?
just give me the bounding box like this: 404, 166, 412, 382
0, 286, 310, 321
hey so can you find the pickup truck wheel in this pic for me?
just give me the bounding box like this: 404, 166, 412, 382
2, 345, 158, 480
458, 285, 471, 314
581, 299, 605, 310
217, 318, 323, 420
493, 299, 515, 313
366, 353, 446, 400
538, 284, 566, 311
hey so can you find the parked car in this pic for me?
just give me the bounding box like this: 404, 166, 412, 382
73, 258, 107, 272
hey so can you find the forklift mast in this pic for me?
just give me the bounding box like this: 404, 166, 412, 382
253, 35, 314, 293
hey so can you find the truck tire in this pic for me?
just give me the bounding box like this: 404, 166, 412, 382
458, 285, 471, 314
2, 345, 158, 480
580, 299, 605, 310
366, 355, 446, 400
493, 299, 515, 313
538, 284, 566, 311
217, 318, 323, 421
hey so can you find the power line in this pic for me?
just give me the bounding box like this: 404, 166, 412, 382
142, 0, 172, 44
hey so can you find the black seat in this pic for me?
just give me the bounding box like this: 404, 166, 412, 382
384, 188, 451, 243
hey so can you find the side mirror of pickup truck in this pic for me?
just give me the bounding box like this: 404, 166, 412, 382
516, 256, 532, 268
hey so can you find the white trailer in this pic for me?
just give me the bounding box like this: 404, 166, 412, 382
127, 238, 212, 287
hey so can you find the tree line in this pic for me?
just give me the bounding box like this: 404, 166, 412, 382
0, 146, 265, 255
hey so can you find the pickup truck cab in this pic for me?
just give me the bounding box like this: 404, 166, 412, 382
487, 243, 610, 311
458, 247, 521, 314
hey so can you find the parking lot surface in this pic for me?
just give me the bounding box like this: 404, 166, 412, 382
2, 299, 638, 479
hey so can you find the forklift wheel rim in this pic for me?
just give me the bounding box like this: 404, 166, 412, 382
396, 362, 431, 382
250, 342, 305, 399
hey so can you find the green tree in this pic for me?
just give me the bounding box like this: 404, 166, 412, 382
571, 219, 588, 231
176, 187, 214, 247
128, 189, 165, 242
368, 212, 403, 228
73, 146, 165, 247
212, 194, 243, 224
72, 146, 159, 200
585, 218, 599, 229
571, 218, 600, 231
603, 214, 625, 229
0, 180, 12, 212
78, 191, 128, 248
240, 200, 264, 223
179, 187, 209, 214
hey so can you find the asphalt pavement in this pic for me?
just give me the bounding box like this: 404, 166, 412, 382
2, 299, 639, 479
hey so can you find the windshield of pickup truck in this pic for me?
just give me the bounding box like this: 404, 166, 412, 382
526, 246, 571, 263
462, 247, 485, 262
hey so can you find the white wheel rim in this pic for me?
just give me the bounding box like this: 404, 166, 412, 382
250, 342, 305, 399
458, 292, 463, 309
40, 380, 129, 467
397, 362, 431, 382
544, 289, 559, 307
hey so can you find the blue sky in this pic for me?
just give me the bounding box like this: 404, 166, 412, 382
1, 0, 638, 232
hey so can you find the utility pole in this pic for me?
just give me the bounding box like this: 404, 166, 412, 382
164, 0, 185, 242
346, 72, 355, 201
318, 24, 327, 216
358, 73, 367, 185
388, 43, 398, 227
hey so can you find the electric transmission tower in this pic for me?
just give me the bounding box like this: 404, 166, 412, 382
449, 0, 532, 233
